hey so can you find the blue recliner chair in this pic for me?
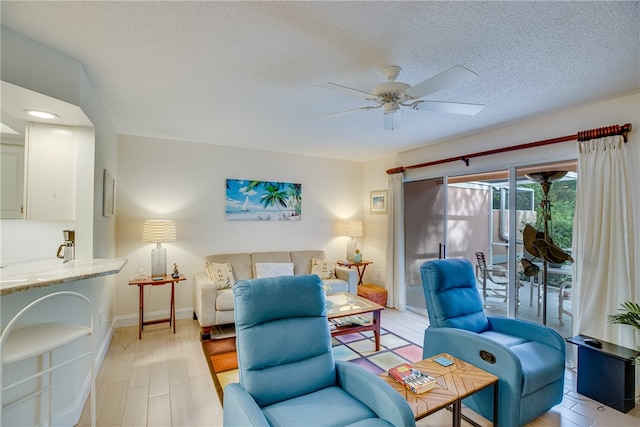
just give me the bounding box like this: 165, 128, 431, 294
223, 274, 415, 427
420, 259, 565, 427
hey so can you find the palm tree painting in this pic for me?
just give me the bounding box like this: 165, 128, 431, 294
226, 179, 302, 221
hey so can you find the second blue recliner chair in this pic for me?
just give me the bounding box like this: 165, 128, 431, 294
420, 258, 565, 427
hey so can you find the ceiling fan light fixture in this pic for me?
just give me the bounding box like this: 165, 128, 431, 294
384, 101, 400, 114
384, 109, 400, 131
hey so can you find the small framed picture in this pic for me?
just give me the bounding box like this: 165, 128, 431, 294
370, 190, 388, 214
103, 169, 115, 217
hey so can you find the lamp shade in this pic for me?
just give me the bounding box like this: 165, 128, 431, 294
336, 220, 363, 237
142, 219, 177, 243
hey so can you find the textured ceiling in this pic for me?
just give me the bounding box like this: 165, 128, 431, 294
1, 1, 639, 162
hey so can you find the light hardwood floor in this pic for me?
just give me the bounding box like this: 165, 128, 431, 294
79, 309, 640, 426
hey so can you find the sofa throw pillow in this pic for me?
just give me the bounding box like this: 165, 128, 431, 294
205, 262, 235, 290
310, 258, 335, 280
255, 262, 294, 278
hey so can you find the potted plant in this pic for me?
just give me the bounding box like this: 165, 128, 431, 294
608, 301, 640, 364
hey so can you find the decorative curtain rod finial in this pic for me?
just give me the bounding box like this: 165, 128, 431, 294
623, 123, 632, 142
577, 123, 632, 142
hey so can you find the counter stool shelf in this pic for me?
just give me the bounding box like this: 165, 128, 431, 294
0, 291, 95, 427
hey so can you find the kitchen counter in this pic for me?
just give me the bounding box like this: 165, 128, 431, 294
0, 258, 127, 295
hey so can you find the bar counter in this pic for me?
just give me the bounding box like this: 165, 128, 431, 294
0, 258, 127, 295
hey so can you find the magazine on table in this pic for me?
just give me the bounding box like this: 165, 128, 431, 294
330, 315, 371, 327
388, 363, 437, 394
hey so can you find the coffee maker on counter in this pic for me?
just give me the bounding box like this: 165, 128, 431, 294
57, 229, 75, 262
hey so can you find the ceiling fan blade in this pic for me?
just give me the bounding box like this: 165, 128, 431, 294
404, 66, 478, 99
316, 82, 377, 100
384, 111, 401, 131
316, 105, 380, 120
412, 101, 485, 115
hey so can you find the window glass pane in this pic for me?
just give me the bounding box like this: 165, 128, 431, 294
515, 162, 576, 343
451, 172, 510, 317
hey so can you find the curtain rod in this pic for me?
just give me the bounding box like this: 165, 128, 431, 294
386, 123, 632, 175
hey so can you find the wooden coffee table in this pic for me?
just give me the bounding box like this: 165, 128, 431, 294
325, 292, 383, 351
380, 353, 498, 427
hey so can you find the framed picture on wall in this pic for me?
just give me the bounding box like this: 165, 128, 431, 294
103, 169, 115, 217
225, 179, 302, 221
370, 190, 388, 214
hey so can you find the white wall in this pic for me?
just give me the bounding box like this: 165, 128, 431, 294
114, 93, 639, 325
362, 155, 399, 285
114, 134, 364, 325
363, 93, 639, 300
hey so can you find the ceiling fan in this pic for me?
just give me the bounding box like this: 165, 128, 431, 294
317, 65, 485, 130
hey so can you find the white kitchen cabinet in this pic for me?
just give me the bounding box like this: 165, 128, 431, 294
0, 143, 25, 219
25, 123, 76, 220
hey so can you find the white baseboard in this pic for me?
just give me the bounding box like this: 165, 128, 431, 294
114, 307, 194, 328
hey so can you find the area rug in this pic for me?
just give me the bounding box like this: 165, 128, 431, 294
202, 328, 423, 402
331, 329, 424, 375
202, 335, 238, 401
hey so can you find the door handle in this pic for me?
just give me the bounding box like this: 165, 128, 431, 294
439, 243, 446, 259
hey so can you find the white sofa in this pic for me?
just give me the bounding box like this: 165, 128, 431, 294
193, 250, 357, 339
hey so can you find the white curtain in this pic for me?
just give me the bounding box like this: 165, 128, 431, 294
386, 172, 406, 310
573, 135, 637, 349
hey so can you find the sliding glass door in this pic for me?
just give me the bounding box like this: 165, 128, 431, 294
404, 178, 445, 313
403, 161, 576, 330
403, 174, 506, 314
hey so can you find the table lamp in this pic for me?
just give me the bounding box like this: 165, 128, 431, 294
336, 220, 363, 260
142, 219, 176, 277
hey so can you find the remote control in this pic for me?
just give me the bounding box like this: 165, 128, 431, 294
584, 338, 602, 348
433, 356, 454, 367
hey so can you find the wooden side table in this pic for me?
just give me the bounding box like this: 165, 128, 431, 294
336, 260, 372, 286
129, 274, 186, 339
380, 353, 498, 426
